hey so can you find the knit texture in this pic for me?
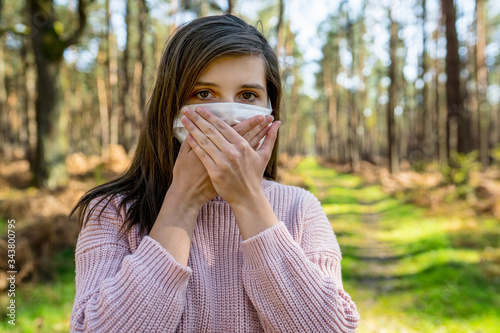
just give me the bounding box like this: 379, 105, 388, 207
70, 178, 360, 332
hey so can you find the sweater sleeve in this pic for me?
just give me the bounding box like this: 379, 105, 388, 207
70, 196, 192, 333
240, 191, 360, 333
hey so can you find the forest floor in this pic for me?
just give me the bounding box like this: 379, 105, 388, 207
0, 153, 499, 332
291, 156, 500, 333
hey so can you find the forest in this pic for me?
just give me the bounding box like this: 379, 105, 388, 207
0, 0, 499, 332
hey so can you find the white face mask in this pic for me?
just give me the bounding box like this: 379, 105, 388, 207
173, 102, 273, 148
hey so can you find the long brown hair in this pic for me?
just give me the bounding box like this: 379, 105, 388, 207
69, 14, 282, 240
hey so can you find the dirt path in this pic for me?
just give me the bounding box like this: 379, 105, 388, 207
293, 156, 500, 333
314, 182, 399, 292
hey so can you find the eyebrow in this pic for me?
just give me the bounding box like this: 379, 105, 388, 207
194, 81, 266, 92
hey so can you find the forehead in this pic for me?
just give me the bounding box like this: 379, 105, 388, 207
198, 55, 266, 81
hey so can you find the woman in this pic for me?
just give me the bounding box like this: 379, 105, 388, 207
69, 14, 359, 332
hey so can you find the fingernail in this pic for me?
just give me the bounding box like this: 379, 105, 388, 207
195, 107, 203, 114
181, 115, 189, 123
265, 115, 274, 123
182, 108, 192, 116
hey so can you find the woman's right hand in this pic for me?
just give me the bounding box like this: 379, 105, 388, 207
169, 113, 274, 208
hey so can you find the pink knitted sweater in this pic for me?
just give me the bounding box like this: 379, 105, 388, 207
70, 178, 360, 332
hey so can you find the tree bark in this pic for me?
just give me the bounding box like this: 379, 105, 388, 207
28, 0, 89, 189
387, 0, 399, 174
476, 0, 490, 170
119, 0, 132, 151
0, 35, 7, 158
323, 45, 339, 162
442, 0, 471, 161
290, 60, 300, 155
434, 24, 447, 168
97, 47, 110, 161
346, 19, 360, 173
19, 39, 30, 161
138, 0, 148, 117
418, 0, 432, 163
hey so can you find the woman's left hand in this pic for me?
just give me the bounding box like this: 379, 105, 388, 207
180, 106, 281, 208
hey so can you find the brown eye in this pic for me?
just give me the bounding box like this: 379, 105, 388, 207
198, 91, 210, 98
242, 92, 256, 100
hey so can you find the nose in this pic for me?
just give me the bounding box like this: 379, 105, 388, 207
220, 95, 235, 103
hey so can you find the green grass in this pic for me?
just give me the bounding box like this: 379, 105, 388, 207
0, 247, 75, 333
291, 156, 500, 333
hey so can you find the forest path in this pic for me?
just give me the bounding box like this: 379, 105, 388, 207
290, 156, 500, 333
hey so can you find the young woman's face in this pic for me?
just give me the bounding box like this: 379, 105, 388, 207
185, 55, 268, 108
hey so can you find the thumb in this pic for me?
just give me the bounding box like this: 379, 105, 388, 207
177, 138, 192, 156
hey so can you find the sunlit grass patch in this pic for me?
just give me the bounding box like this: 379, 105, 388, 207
355, 185, 388, 203
344, 261, 500, 332
0, 247, 75, 333
295, 156, 362, 189
322, 202, 374, 215
377, 217, 449, 243
391, 249, 481, 276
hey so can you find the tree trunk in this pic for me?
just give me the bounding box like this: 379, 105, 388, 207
418, 0, 431, 163
322, 41, 339, 162
26, 47, 37, 171
434, 25, 447, 168
314, 103, 324, 157
375, 68, 385, 166
290, 62, 300, 156
104, 0, 118, 146
97, 47, 110, 161
19, 39, 31, 161
442, 0, 471, 161
109, 32, 119, 146
32, 51, 68, 188
138, 0, 148, 116
28, 0, 88, 189
346, 20, 360, 173
358, 10, 368, 162
467, 9, 479, 153
476, 0, 489, 170
0, 35, 7, 158
387, 0, 399, 174
120, 0, 132, 151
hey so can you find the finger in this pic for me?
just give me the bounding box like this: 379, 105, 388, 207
178, 137, 192, 154
232, 114, 267, 137
185, 133, 217, 171
244, 115, 274, 146
182, 107, 228, 151
257, 121, 281, 159
181, 114, 224, 162
249, 123, 272, 149
190, 107, 244, 145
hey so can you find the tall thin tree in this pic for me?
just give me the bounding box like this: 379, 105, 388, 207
387, 0, 399, 173
442, 0, 471, 161
27, 0, 91, 188
476, 0, 490, 170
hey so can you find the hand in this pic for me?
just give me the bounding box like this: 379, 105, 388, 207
181, 106, 281, 208
171, 111, 275, 207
